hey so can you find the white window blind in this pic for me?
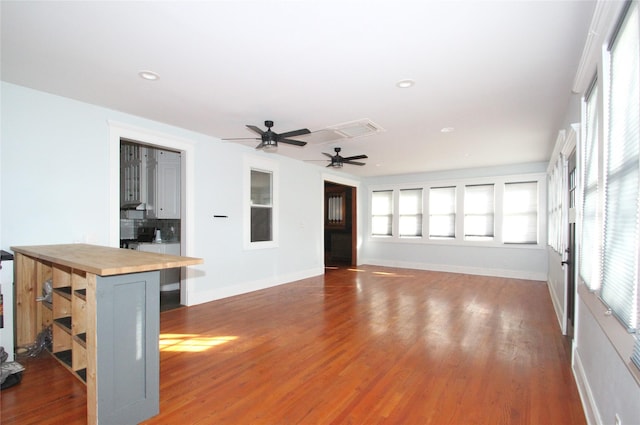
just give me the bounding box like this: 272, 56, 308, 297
547, 160, 563, 252
399, 188, 423, 237
429, 186, 456, 239
372, 190, 393, 236
601, 3, 639, 331
464, 184, 494, 240
503, 181, 538, 244
579, 81, 600, 291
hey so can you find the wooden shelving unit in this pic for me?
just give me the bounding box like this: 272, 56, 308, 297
13, 243, 203, 425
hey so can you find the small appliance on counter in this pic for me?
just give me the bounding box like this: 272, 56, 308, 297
137, 226, 155, 243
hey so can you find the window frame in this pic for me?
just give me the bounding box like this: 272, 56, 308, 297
244, 155, 279, 250
368, 173, 546, 249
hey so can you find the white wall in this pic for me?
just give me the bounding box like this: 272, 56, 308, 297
0, 82, 325, 310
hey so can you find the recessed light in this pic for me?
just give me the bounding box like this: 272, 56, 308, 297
440, 127, 455, 133
396, 79, 415, 88
138, 70, 160, 81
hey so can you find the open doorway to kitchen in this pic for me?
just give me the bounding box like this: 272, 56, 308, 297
324, 181, 357, 266
109, 122, 194, 309
120, 139, 182, 311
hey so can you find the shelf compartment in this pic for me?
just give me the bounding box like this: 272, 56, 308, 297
72, 338, 87, 373
54, 349, 72, 368
52, 264, 71, 288
52, 321, 72, 353
74, 289, 87, 300
52, 291, 72, 319
73, 333, 87, 347
76, 368, 87, 382
53, 287, 72, 300
54, 316, 72, 333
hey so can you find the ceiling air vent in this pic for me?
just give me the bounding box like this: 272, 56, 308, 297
298, 119, 385, 144
332, 119, 384, 139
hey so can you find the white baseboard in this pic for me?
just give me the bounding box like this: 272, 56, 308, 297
547, 277, 566, 333
573, 348, 601, 425
186, 266, 325, 306
360, 258, 547, 281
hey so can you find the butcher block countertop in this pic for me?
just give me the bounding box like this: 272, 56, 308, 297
11, 243, 203, 276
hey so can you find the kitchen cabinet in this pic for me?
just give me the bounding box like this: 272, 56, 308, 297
12, 244, 202, 425
145, 150, 180, 219
120, 142, 153, 207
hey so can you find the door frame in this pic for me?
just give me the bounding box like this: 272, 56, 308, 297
561, 125, 579, 336
108, 121, 195, 305
322, 173, 361, 266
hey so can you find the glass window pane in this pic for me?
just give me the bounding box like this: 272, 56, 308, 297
464, 184, 494, 240
601, 3, 640, 330
400, 189, 422, 237
251, 170, 272, 206
372, 190, 393, 236
251, 169, 273, 242
504, 181, 538, 244
429, 186, 456, 238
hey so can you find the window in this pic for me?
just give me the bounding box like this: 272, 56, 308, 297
250, 169, 273, 242
429, 186, 456, 239
399, 189, 423, 237
371, 190, 393, 236
547, 159, 563, 252
503, 181, 538, 244
579, 81, 600, 290
577, 2, 640, 371
601, 2, 639, 332
464, 184, 494, 240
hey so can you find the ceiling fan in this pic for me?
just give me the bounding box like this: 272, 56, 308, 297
323, 147, 368, 168
224, 120, 310, 150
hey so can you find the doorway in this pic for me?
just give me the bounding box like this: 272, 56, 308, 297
120, 139, 183, 311
324, 181, 357, 266
109, 122, 193, 308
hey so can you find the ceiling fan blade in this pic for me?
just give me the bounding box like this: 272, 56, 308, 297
247, 125, 265, 135
279, 138, 307, 146
342, 154, 368, 161
344, 160, 366, 166
278, 128, 310, 139
222, 137, 260, 141
255, 142, 265, 149
322, 152, 334, 158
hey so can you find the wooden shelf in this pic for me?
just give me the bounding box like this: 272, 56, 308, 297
74, 333, 87, 347
54, 349, 72, 368
74, 289, 87, 300
53, 287, 72, 300
54, 316, 72, 333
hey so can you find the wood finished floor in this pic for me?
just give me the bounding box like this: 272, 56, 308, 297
1, 265, 585, 424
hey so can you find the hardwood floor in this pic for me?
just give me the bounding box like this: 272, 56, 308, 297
1, 265, 585, 424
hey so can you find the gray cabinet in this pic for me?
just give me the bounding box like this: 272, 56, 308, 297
94, 271, 160, 424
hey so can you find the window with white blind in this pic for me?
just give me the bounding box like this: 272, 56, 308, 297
464, 184, 494, 241
577, 2, 640, 371
579, 81, 600, 291
371, 190, 393, 236
399, 188, 423, 237
601, 2, 639, 333
429, 186, 456, 239
503, 181, 538, 244
547, 160, 563, 252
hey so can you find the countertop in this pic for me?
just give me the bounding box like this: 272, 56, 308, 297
11, 243, 203, 276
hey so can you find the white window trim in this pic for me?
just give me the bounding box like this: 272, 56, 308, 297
244, 155, 279, 250
368, 172, 546, 249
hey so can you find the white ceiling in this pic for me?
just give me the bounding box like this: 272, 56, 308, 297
1, 0, 596, 177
